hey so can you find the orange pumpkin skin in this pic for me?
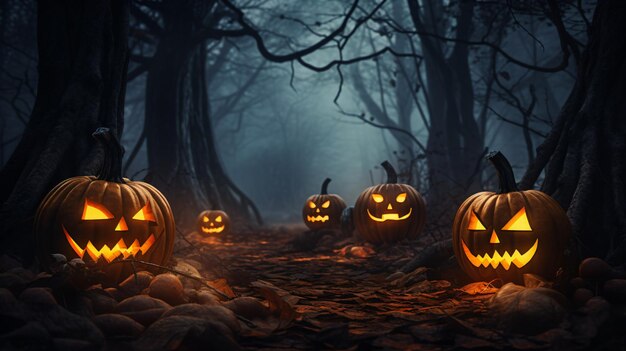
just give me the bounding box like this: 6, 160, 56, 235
197, 210, 230, 235
452, 152, 571, 283
354, 161, 426, 244
34, 128, 175, 285
302, 178, 346, 231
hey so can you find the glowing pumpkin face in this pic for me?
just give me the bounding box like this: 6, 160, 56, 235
197, 210, 230, 235
452, 152, 571, 283
34, 128, 175, 285
354, 161, 426, 244
302, 178, 346, 231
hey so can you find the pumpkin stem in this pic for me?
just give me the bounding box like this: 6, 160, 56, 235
381, 161, 398, 184
320, 178, 331, 195
92, 127, 125, 183
487, 151, 519, 193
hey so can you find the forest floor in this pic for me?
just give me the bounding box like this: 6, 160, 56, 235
175, 225, 624, 350
1, 225, 625, 350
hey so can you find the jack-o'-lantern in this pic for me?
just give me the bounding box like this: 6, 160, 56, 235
34, 128, 175, 285
302, 178, 346, 230
197, 210, 230, 235
354, 161, 426, 244
452, 151, 571, 283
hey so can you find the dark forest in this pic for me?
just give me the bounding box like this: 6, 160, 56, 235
1, 0, 625, 350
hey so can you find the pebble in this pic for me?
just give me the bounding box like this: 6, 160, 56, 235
19, 287, 57, 305
93, 313, 145, 337
148, 273, 186, 306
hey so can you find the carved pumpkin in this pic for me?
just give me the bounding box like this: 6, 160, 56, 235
452, 151, 571, 283
302, 178, 346, 230
34, 128, 175, 285
353, 161, 426, 244
197, 210, 230, 235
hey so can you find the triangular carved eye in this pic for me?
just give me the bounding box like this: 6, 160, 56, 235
309, 201, 316, 209
321, 200, 330, 208
82, 200, 114, 220
215, 215, 223, 223
132, 203, 156, 222
502, 208, 532, 231
467, 211, 486, 230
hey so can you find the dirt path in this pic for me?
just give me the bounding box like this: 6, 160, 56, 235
177, 226, 506, 350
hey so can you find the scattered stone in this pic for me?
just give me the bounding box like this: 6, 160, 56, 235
579, 257, 612, 282
104, 287, 125, 301
86, 289, 118, 315
116, 295, 171, 326
161, 303, 240, 334
0, 288, 16, 305
490, 283, 566, 335
572, 288, 594, 306
52, 337, 93, 351
196, 290, 221, 306
93, 313, 145, 337
602, 279, 626, 303
570, 277, 588, 289
19, 287, 57, 305
148, 273, 186, 306
134, 315, 239, 351
118, 271, 154, 296
173, 260, 203, 289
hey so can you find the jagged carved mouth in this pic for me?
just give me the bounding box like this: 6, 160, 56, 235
307, 215, 329, 223
201, 225, 224, 234
367, 208, 412, 222
63, 226, 155, 263
461, 239, 538, 270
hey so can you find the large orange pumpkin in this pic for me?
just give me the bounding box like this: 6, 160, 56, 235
34, 128, 175, 285
452, 151, 571, 283
354, 161, 426, 244
302, 178, 346, 231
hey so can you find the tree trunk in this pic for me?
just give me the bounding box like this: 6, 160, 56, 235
521, 0, 626, 262
408, 0, 484, 228
0, 0, 129, 259
144, 2, 261, 228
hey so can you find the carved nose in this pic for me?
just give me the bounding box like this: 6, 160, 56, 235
210, 223, 214, 227
115, 217, 128, 231
387, 204, 393, 210
316, 208, 320, 213
490, 230, 500, 244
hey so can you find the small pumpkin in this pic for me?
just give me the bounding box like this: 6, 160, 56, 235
197, 210, 230, 235
353, 161, 426, 244
452, 151, 571, 283
34, 128, 175, 285
302, 178, 346, 230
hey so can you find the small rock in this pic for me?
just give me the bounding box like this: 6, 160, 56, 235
104, 287, 125, 301
0, 321, 50, 343
602, 279, 626, 303
572, 288, 594, 306
196, 290, 220, 306
8, 267, 35, 280
570, 277, 588, 289
148, 274, 186, 306
86, 289, 118, 314
490, 283, 566, 335
19, 288, 57, 305
118, 271, 154, 295
0, 287, 16, 305
579, 257, 612, 282
52, 337, 93, 351
0, 272, 29, 290
93, 313, 145, 337
161, 303, 240, 334
173, 261, 203, 289
116, 295, 171, 326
